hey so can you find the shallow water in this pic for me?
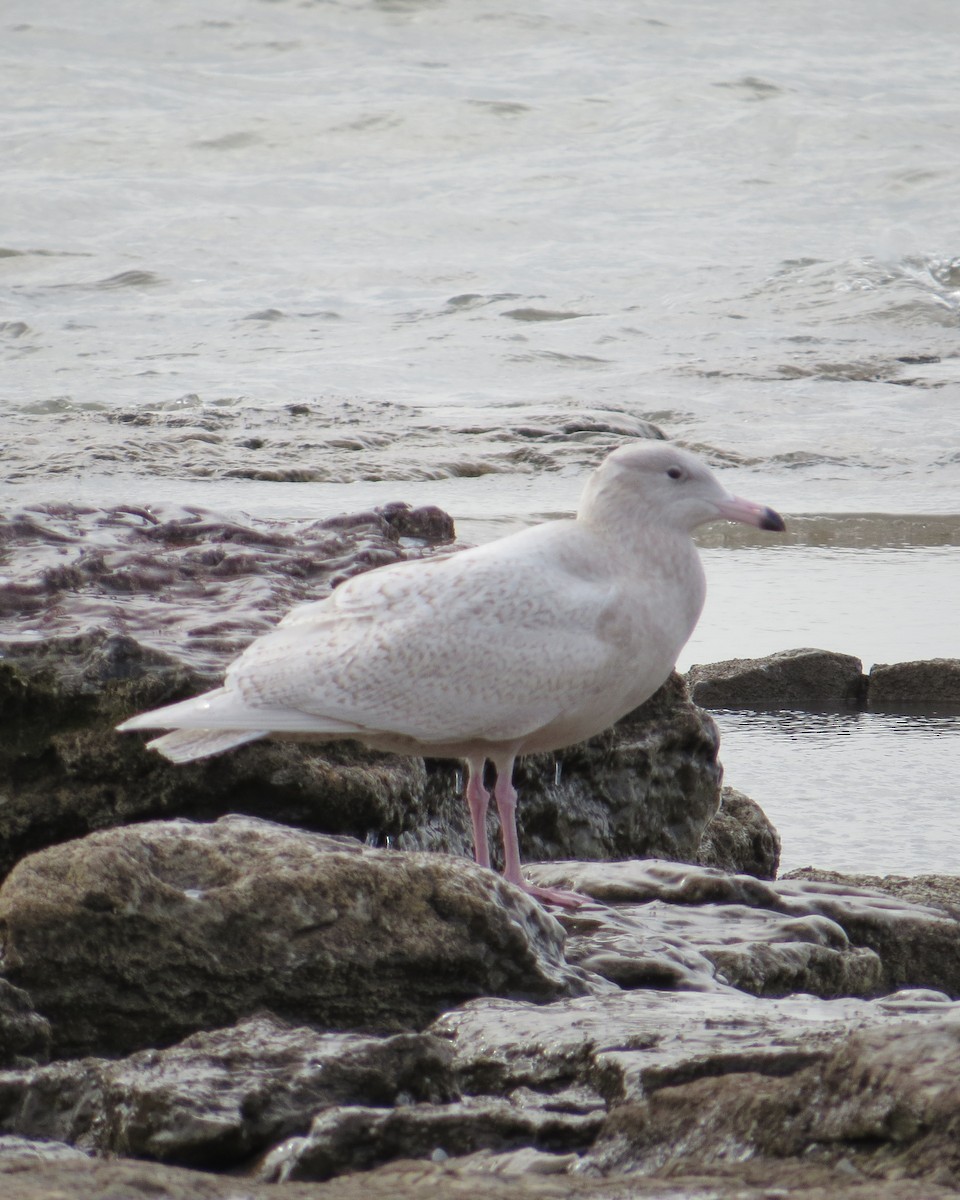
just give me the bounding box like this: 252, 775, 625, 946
716, 710, 960, 877
2, 0, 959, 874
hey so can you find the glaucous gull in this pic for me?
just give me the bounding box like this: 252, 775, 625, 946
118, 442, 785, 906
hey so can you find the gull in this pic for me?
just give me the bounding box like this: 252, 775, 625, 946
118, 442, 785, 906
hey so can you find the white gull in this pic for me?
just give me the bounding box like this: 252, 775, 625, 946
117, 442, 785, 906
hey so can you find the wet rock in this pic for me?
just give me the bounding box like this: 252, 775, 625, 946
0, 1014, 455, 1168
0, 816, 589, 1057
586, 1013, 960, 1190
0, 1135, 91, 1165
259, 1096, 602, 1183
0, 501, 454, 676
867, 657, 960, 712
778, 869, 960, 994
523, 860, 960, 997
431, 987, 960, 1106
279, 1161, 960, 1199
784, 867, 960, 919
0, 630, 431, 880
553, 901, 722, 994
524, 863, 881, 999
3, 994, 960, 1200
696, 786, 780, 879
686, 648, 866, 708
1, 1155, 956, 1200
0, 982, 50, 1068
565, 898, 881, 999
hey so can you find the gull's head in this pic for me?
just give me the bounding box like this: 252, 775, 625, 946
579, 442, 786, 536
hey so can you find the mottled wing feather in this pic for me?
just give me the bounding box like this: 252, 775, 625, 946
225, 534, 622, 744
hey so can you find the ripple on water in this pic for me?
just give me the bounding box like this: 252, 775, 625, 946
0, 401, 670, 502
713, 709, 960, 878
755, 255, 960, 327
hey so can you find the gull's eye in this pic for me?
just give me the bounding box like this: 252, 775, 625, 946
666, 465, 684, 481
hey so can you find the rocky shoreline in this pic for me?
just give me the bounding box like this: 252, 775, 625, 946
1, 501, 958, 1198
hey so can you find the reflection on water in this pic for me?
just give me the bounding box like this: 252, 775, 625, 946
715, 709, 960, 877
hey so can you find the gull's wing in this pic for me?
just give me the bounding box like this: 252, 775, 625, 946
178, 522, 627, 744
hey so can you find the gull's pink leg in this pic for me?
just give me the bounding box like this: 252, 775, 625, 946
464, 757, 491, 870
491, 764, 523, 888
491, 758, 585, 909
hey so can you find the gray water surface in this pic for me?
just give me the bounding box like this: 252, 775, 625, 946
716, 710, 959, 877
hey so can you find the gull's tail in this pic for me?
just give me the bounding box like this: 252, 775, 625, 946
117, 686, 368, 763
144, 728, 265, 764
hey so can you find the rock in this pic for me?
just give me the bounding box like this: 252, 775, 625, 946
552, 900, 723, 994
779, 869, 960, 993
259, 1097, 602, 1183
696, 786, 780, 879
431, 987, 960, 1106
867, 658, 960, 712
0, 631, 432, 882
0, 982, 50, 1068
526, 862, 882, 999
1, 1153, 956, 1200
0, 500, 455, 677
586, 1014, 960, 1190
774, 874, 960, 996
2, 993, 960, 1200
0, 1135, 90, 1165
8, 988, 955, 1193
0, 500, 457, 881
686, 648, 866, 708
523, 860, 960, 998
0, 1014, 455, 1168
0, 1152, 277, 1200
0, 817, 590, 1057
784, 867, 960, 919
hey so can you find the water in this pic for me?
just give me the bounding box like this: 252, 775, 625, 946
2, 0, 959, 875
716, 710, 960, 877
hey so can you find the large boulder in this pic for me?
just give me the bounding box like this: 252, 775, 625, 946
0, 630, 432, 880
587, 1014, 960, 1190
686, 648, 866, 709
696, 786, 780, 879
0, 628, 432, 883
867, 658, 960, 712
0, 1014, 456, 1168
0, 816, 590, 1057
